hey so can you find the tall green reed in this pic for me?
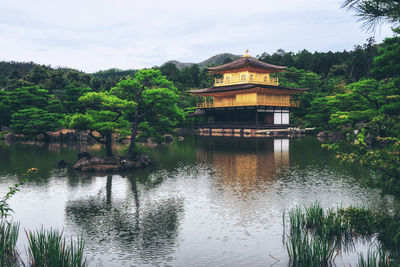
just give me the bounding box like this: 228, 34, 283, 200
283, 202, 400, 266
26, 227, 86, 267
284, 204, 339, 266
283, 202, 364, 266
357, 246, 391, 267
0, 220, 20, 267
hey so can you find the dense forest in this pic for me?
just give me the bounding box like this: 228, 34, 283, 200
0, 35, 389, 119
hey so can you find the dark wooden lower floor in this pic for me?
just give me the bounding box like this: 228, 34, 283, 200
190, 106, 292, 129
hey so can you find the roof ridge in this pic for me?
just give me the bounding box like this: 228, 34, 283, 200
207, 56, 286, 72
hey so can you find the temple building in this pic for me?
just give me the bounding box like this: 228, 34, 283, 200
189, 52, 307, 130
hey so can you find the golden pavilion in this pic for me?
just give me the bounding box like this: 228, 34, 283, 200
189, 52, 307, 129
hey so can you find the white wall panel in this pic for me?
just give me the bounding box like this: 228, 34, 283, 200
282, 113, 289, 124
274, 112, 282, 124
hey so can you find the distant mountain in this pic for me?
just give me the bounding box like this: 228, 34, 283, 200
164, 53, 240, 69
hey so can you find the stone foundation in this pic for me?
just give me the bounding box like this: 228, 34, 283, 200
196, 127, 307, 138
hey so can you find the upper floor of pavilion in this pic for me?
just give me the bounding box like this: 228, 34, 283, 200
207, 52, 286, 87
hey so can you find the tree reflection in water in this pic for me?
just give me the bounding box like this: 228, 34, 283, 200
65, 174, 183, 264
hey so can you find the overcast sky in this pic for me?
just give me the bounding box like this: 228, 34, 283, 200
0, 0, 393, 72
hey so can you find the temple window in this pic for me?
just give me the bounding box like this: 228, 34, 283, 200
249, 74, 254, 81
264, 76, 268, 82
225, 76, 230, 83
241, 74, 246, 81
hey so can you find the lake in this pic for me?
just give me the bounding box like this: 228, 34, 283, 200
0, 137, 397, 266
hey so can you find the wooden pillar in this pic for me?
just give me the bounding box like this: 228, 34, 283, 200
255, 110, 258, 130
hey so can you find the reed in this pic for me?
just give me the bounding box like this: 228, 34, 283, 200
357, 246, 396, 267
283, 203, 367, 266
0, 220, 20, 267
26, 227, 86, 267
284, 203, 400, 266
284, 204, 338, 266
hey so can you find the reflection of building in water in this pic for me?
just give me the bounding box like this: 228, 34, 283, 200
274, 139, 289, 167
197, 138, 290, 196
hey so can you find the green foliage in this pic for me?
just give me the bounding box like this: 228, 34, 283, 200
68, 92, 133, 157
304, 31, 400, 194
91, 68, 136, 91
304, 94, 334, 129
109, 69, 184, 157
61, 85, 92, 113
160, 63, 181, 85
1, 86, 66, 135
72, 110, 128, 135
258, 46, 370, 79
7, 86, 50, 111
0, 61, 35, 89
0, 183, 23, 219
111, 69, 184, 146
342, 0, 400, 30
26, 65, 50, 85
11, 108, 63, 136
160, 63, 214, 93
26, 228, 86, 267
372, 28, 400, 79
0, 91, 11, 126
324, 137, 400, 194
320, 76, 400, 136
78, 92, 134, 111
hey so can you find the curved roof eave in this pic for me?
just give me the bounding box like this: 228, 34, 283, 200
188, 83, 308, 94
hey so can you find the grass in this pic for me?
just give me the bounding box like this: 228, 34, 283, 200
26, 227, 86, 267
284, 204, 342, 266
0, 220, 20, 267
283, 202, 400, 266
357, 247, 390, 267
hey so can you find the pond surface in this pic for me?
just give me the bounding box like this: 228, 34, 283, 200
0, 137, 397, 266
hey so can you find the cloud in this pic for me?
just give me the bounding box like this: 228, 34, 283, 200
0, 0, 393, 72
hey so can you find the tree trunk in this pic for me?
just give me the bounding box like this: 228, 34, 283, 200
127, 118, 138, 159
127, 104, 140, 159
43, 132, 51, 143
105, 132, 113, 157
